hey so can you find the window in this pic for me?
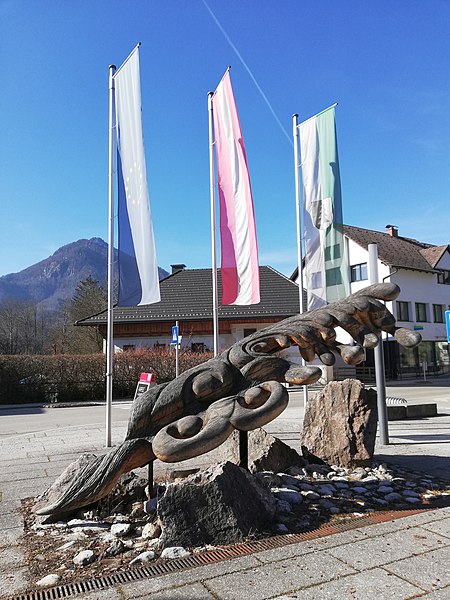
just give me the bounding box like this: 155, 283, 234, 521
326, 267, 342, 286
415, 302, 428, 322
396, 301, 410, 321
191, 342, 206, 353
437, 270, 450, 285
324, 244, 341, 262
244, 328, 257, 337
350, 263, 368, 282
310, 272, 322, 290
433, 304, 444, 323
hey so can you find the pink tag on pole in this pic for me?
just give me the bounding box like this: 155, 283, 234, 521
139, 372, 155, 383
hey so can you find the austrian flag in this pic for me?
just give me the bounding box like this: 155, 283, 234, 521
212, 71, 260, 306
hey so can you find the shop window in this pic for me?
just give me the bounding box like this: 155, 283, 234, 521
396, 301, 410, 321
415, 302, 428, 322
350, 263, 368, 282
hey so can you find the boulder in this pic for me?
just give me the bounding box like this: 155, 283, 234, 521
300, 379, 377, 468
221, 428, 306, 473
157, 461, 276, 548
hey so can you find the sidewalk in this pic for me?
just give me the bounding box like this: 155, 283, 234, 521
1, 390, 449, 599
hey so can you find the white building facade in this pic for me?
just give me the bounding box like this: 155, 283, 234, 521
345, 225, 450, 378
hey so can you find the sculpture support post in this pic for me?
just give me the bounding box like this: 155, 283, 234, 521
147, 462, 154, 499
239, 431, 249, 470
368, 244, 389, 445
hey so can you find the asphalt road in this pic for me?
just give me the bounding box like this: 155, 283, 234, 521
0, 378, 448, 440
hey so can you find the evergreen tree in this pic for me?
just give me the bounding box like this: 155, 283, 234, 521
65, 277, 107, 354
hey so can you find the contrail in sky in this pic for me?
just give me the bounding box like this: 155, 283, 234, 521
202, 0, 293, 147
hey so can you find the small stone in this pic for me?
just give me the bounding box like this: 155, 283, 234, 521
385, 492, 402, 502
57, 540, 76, 550
280, 474, 301, 489
352, 486, 368, 494
147, 538, 162, 550
129, 550, 156, 565
37, 574, 60, 587
319, 499, 337, 510
272, 488, 302, 505
161, 546, 191, 559
361, 476, 379, 484
372, 498, 388, 506
276, 523, 289, 534
105, 540, 126, 556
317, 485, 335, 496
111, 523, 132, 537
73, 550, 95, 566
275, 499, 292, 514
405, 497, 421, 504
334, 481, 350, 489
142, 522, 162, 539
402, 490, 420, 498
377, 485, 394, 494
298, 482, 314, 491
301, 490, 320, 501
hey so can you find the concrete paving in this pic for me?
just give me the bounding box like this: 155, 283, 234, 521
0, 378, 449, 599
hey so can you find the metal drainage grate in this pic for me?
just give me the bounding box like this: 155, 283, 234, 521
6, 506, 432, 600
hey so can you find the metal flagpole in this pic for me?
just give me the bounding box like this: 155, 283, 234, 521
292, 114, 308, 404
208, 92, 219, 356
105, 64, 116, 448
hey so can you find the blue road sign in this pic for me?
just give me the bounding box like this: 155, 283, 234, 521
446, 310, 450, 343
171, 325, 179, 344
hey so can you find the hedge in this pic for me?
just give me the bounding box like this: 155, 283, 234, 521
0, 348, 213, 404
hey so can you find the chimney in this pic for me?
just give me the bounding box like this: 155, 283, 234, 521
385, 224, 398, 237
171, 263, 186, 274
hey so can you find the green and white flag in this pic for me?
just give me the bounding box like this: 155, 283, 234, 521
299, 106, 348, 310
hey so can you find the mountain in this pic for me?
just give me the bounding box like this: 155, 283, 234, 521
0, 238, 169, 310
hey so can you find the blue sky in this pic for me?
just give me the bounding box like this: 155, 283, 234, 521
1, 0, 449, 278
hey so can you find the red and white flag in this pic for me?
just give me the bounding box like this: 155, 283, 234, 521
212, 71, 260, 305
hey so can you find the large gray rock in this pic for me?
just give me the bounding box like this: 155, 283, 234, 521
300, 379, 378, 468
221, 428, 306, 473
157, 461, 276, 548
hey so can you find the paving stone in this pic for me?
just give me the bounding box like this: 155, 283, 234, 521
136, 582, 216, 599
119, 554, 263, 597
203, 551, 355, 600
272, 567, 424, 599
0, 545, 25, 568
255, 530, 368, 564
327, 527, 449, 570
0, 567, 29, 597
0, 527, 23, 548
421, 517, 450, 539
0, 511, 23, 529
411, 586, 450, 599
385, 545, 450, 591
